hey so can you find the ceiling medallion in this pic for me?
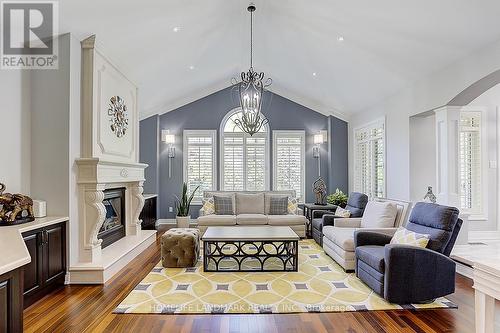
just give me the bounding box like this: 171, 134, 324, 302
108, 95, 129, 138
231, 3, 272, 136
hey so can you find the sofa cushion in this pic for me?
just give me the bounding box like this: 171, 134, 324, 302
201, 196, 215, 215
197, 215, 236, 226
214, 196, 234, 215
204, 192, 236, 212
322, 226, 355, 251
360, 201, 398, 228
267, 214, 307, 226
335, 206, 351, 218
269, 196, 288, 215
355, 245, 385, 273
236, 193, 265, 215
236, 214, 268, 225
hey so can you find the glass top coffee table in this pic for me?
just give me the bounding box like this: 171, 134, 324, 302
202, 226, 299, 272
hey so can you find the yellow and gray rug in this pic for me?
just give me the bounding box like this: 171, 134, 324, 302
115, 240, 456, 314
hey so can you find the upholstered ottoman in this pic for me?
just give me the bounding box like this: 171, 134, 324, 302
161, 228, 200, 268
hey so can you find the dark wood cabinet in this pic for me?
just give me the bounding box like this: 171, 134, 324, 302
140, 196, 157, 230
0, 268, 23, 333
22, 222, 66, 308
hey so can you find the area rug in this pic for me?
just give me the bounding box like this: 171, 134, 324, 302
115, 240, 456, 314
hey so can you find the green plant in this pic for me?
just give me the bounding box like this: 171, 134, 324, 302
174, 183, 199, 217
326, 188, 348, 207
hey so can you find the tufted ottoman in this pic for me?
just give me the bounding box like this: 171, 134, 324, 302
161, 228, 200, 268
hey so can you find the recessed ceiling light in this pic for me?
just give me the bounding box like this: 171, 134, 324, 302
189, 65, 195, 70
173, 26, 181, 33
312, 72, 317, 77
337, 36, 344, 42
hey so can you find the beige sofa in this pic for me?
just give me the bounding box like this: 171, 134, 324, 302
197, 190, 306, 237
322, 198, 411, 271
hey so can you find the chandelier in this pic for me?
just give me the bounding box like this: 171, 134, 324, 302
231, 3, 272, 136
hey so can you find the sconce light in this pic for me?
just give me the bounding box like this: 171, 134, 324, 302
162, 130, 175, 178
313, 131, 327, 176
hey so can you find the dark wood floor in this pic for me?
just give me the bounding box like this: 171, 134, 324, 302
23, 227, 496, 333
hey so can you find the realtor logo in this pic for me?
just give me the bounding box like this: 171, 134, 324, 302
1, 1, 58, 69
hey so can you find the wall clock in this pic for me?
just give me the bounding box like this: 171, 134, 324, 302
107, 95, 129, 138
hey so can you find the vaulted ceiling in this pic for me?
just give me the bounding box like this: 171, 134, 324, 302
60, 0, 500, 119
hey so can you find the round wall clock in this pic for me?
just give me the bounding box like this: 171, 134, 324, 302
107, 95, 129, 138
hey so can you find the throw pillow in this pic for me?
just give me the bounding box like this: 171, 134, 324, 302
214, 196, 234, 215
390, 227, 430, 248
287, 197, 299, 215
201, 196, 215, 215
360, 201, 398, 228
335, 206, 351, 218
269, 196, 288, 215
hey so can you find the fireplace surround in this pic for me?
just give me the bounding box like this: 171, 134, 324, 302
99, 188, 126, 248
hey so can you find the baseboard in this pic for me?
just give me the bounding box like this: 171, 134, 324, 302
469, 231, 500, 242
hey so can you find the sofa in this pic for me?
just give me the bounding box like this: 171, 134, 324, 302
312, 192, 368, 246
197, 190, 307, 237
354, 202, 462, 304
322, 198, 411, 271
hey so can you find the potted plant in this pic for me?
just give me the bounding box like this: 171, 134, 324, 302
174, 183, 199, 228
326, 188, 348, 208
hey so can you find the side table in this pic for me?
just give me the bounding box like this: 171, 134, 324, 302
302, 203, 337, 238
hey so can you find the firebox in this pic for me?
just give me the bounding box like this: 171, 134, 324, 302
98, 188, 126, 248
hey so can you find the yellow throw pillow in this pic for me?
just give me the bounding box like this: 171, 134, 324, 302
390, 227, 430, 248
335, 206, 351, 218
287, 197, 298, 215
201, 197, 215, 215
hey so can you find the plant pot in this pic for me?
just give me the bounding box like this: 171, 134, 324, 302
176, 215, 191, 228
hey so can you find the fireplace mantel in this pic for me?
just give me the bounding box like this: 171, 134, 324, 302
76, 158, 147, 184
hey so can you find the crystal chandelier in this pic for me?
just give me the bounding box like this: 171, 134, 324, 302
231, 3, 272, 136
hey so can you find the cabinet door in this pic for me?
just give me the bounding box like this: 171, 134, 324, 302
0, 269, 23, 333
22, 231, 43, 297
43, 224, 66, 285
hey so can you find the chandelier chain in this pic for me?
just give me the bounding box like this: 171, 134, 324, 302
250, 9, 253, 69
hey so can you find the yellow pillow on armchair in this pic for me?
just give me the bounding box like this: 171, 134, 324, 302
390, 227, 430, 248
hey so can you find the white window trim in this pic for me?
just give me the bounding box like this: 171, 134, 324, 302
460, 106, 488, 220
272, 130, 306, 202
353, 117, 386, 199
183, 129, 217, 204
219, 107, 271, 191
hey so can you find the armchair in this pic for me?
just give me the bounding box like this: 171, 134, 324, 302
354, 202, 463, 304
312, 192, 368, 245
322, 198, 410, 271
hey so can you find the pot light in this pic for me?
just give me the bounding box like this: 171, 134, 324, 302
312, 72, 317, 77
189, 65, 195, 70
337, 36, 344, 42
173, 26, 181, 33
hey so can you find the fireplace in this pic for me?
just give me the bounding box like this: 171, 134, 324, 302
98, 188, 126, 248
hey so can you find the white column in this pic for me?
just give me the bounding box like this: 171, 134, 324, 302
474, 290, 495, 333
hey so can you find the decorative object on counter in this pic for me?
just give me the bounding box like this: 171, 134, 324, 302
423, 186, 437, 203
174, 182, 199, 228
326, 188, 348, 208
32, 200, 47, 218
0, 183, 34, 224
107, 95, 128, 138
312, 177, 327, 205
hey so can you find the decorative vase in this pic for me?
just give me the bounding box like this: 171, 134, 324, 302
176, 216, 190, 228
423, 186, 437, 203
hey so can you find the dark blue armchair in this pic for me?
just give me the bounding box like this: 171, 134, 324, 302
354, 202, 462, 304
312, 192, 368, 245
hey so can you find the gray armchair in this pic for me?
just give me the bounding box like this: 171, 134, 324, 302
354, 202, 462, 304
312, 192, 368, 245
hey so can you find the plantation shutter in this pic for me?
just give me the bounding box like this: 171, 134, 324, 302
223, 135, 245, 191
459, 112, 482, 214
183, 130, 216, 203
245, 135, 266, 191
354, 121, 385, 199
273, 131, 305, 202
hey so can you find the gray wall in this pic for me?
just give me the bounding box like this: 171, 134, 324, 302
139, 115, 159, 195
139, 86, 348, 219
328, 116, 349, 193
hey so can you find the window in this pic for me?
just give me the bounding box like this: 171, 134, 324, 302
273, 131, 306, 202
220, 109, 269, 191
354, 120, 385, 199
183, 130, 217, 203
459, 111, 482, 214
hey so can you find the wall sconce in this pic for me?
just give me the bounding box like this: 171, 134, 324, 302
313, 131, 327, 177
162, 130, 175, 178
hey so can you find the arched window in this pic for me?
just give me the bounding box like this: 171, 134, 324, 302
220, 108, 270, 191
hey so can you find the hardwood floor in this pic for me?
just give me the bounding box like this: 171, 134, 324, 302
23, 227, 495, 333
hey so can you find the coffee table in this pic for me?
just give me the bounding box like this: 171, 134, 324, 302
202, 226, 299, 272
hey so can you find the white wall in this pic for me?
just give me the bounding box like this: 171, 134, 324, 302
0, 71, 31, 194
349, 38, 500, 206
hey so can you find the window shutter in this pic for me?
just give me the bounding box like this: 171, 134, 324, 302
273, 131, 305, 202
245, 136, 266, 191
459, 112, 482, 214
223, 136, 245, 191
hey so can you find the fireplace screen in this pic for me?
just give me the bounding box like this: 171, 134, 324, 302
99, 188, 126, 248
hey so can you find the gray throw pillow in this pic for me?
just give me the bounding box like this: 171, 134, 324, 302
269, 196, 288, 215
214, 196, 234, 215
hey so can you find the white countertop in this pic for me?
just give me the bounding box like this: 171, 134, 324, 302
0, 216, 69, 275
143, 194, 158, 200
